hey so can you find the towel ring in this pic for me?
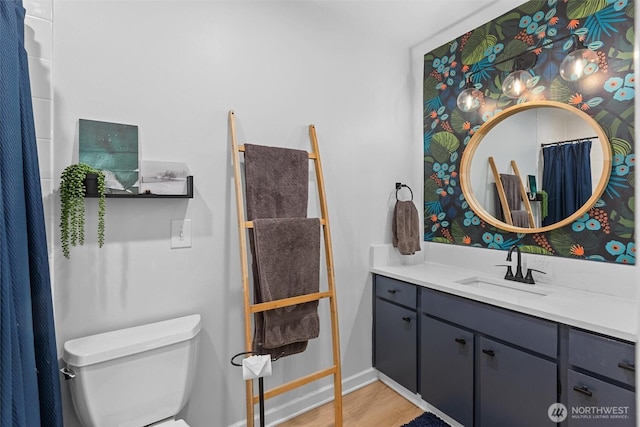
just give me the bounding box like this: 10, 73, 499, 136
395, 183, 413, 201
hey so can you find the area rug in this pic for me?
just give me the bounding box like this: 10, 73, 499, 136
401, 411, 450, 427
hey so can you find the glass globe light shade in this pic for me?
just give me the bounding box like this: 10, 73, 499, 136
502, 70, 534, 99
456, 87, 482, 112
559, 48, 599, 81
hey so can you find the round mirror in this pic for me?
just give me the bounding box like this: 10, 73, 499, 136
460, 101, 612, 234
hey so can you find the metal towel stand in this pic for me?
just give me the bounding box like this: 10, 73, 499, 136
230, 346, 284, 427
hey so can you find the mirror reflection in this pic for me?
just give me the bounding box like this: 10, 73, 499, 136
460, 101, 612, 233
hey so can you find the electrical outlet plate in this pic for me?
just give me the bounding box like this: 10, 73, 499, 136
171, 219, 192, 249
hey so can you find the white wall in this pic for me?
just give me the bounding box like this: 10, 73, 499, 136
470, 109, 538, 217
49, 1, 433, 425
24, 0, 54, 264
24, 0, 635, 426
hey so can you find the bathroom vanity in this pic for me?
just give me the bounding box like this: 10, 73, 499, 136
371, 258, 636, 427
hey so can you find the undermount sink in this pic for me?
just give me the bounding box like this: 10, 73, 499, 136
455, 276, 552, 300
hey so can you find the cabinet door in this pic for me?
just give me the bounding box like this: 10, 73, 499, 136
420, 315, 474, 427
567, 370, 635, 426
478, 337, 557, 427
374, 298, 417, 392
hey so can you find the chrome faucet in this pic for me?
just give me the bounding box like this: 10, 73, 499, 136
503, 245, 546, 284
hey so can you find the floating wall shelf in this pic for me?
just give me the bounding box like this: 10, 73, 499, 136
86, 176, 194, 199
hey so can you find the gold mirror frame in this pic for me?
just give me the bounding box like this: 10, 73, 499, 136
460, 101, 612, 234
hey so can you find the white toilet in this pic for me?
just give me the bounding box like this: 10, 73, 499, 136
61, 314, 201, 427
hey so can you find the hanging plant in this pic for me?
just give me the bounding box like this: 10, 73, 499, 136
60, 163, 106, 258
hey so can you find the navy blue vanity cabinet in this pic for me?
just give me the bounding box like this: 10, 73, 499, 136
566, 328, 636, 426
373, 275, 635, 427
420, 315, 474, 426
421, 288, 558, 427
373, 275, 417, 393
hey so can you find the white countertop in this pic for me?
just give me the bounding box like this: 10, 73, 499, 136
371, 261, 638, 343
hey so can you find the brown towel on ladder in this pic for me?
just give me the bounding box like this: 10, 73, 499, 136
499, 174, 521, 212
244, 143, 318, 357
244, 144, 309, 219
500, 174, 528, 227
392, 200, 421, 255
510, 210, 529, 228
253, 218, 320, 354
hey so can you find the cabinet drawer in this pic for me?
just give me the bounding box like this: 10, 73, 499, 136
567, 370, 635, 426
569, 328, 635, 387
422, 288, 557, 357
375, 275, 416, 309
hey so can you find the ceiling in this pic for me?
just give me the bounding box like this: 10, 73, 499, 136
294, 0, 527, 48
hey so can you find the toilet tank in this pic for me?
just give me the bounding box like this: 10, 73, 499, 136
62, 314, 201, 427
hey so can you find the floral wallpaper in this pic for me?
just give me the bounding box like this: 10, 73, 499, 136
423, 0, 635, 264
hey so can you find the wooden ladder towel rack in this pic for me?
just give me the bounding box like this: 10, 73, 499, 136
229, 110, 343, 427
488, 156, 535, 228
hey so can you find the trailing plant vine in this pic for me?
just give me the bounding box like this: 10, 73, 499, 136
60, 163, 106, 258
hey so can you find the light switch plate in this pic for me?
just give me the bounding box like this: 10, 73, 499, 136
171, 219, 192, 248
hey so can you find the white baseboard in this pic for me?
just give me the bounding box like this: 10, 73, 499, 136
376, 372, 425, 410
377, 372, 464, 427
226, 368, 379, 427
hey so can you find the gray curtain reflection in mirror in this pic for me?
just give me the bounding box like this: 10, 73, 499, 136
542, 139, 592, 226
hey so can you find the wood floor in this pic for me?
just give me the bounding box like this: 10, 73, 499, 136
277, 381, 423, 427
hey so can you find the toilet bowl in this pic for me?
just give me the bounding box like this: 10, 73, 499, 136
61, 314, 201, 427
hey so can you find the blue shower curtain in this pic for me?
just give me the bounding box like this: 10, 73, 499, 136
1, 1, 63, 426
542, 140, 592, 226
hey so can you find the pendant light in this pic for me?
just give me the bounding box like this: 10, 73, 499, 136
502, 51, 537, 99
559, 36, 599, 81
456, 78, 482, 112
454, 33, 597, 110
502, 70, 534, 99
